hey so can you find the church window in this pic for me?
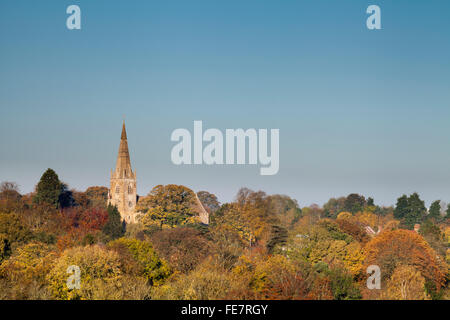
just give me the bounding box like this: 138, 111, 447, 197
128, 185, 132, 194
115, 186, 120, 194
128, 201, 133, 208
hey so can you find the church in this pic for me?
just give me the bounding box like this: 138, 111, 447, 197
107, 121, 138, 223
107, 121, 209, 225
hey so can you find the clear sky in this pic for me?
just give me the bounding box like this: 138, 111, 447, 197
1, 0, 449, 207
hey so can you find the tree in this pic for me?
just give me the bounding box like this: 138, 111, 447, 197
108, 238, 171, 286
327, 267, 362, 300
405, 193, 427, 228
150, 227, 211, 273
197, 191, 220, 214
34, 169, 62, 208
58, 183, 75, 208
0, 213, 32, 249
46, 245, 123, 300
364, 229, 445, 290
385, 265, 427, 300
446, 204, 450, 220
428, 200, 441, 221
137, 185, 201, 230
344, 194, 366, 214
102, 205, 124, 240
268, 194, 302, 227
394, 193, 427, 229
266, 225, 288, 254
0, 181, 21, 201
0, 241, 56, 299
85, 186, 109, 208
394, 195, 409, 220
323, 197, 346, 218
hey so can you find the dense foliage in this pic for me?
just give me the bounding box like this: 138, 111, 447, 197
0, 169, 449, 300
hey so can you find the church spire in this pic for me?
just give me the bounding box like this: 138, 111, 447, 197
113, 121, 133, 179
108, 120, 138, 223
121, 120, 127, 140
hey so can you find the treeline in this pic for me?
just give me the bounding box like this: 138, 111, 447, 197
0, 168, 449, 300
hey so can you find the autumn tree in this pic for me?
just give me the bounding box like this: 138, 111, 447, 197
0, 213, 32, 251
0, 182, 22, 212
150, 227, 211, 273
266, 225, 288, 254
137, 185, 201, 230
268, 194, 302, 227
151, 258, 242, 300
197, 191, 220, 214
47, 245, 122, 300
108, 238, 171, 286
85, 186, 109, 208
336, 218, 370, 244
0, 241, 56, 299
385, 265, 427, 300
323, 197, 346, 218
364, 229, 446, 290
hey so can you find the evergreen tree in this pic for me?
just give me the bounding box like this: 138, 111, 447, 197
344, 194, 366, 214
34, 168, 62, 208
404, 193, 426, 229
446, 204, 450, 220
428, 200, 441, 221
102, 205, 124, 240
394, 195, 409, 220
395, 193, 427, 229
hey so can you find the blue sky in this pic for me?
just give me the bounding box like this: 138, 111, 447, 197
1, 0, 449, 207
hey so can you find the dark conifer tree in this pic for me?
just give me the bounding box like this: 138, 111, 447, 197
102, 205, 124, 240
34, 168, 62, 208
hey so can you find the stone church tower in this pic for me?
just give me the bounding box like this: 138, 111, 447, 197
108, 121, 137, 223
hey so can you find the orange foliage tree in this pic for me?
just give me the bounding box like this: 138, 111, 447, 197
364, 229, 446, 289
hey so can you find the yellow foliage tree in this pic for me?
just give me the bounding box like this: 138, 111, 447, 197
46, 245, 123, 300
384, 265, 427, 300
337, 212, 353, 221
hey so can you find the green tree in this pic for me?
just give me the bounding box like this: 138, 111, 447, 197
405, 193, 426, 229
102, 205, 124, 240
108, 238, 171, 286
344, 194, 366, 214
394, 193, 427, 229
394, 195, 409, 220
34, 169, 62, 208
327, 267, 362, 300
428, 200, 441, 221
